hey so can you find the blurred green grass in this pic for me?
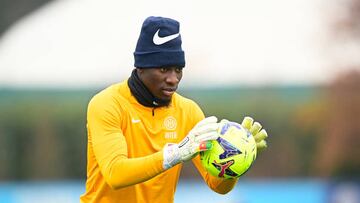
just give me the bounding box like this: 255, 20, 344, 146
0, 86, 323, 180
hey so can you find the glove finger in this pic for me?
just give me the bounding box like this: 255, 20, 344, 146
198, 141, 213, 151
195, 116, 218, 127
220, 119, 229, 124
250, 122, 262, 135
254, 129, 268, 142
194, 123, 220, 135
241, 116, 254, 130
195, 131, 219, 142
256, 140, 267, 152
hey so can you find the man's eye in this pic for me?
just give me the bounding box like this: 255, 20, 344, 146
175, 68, 183, 73
160, 68, 167, 72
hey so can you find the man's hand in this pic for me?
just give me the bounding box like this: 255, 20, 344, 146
241, 116, 268, 153
163, 116, 219, 170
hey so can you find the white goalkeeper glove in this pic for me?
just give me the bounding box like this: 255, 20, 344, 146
162, 116, 220, 170
241, 116, 268, 153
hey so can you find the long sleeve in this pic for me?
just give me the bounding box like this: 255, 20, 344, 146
188, 100, 238, 194
192, 156, 237, 194
87, 93, 165, 190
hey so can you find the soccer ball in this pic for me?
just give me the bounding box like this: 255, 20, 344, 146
200, 121, 257, 179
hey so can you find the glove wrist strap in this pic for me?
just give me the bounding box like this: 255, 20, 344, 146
162, 143, 181, 170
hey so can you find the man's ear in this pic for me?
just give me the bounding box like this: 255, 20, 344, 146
136, 68, 144, 75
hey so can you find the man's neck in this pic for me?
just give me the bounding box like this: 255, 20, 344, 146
127, 69, 171, 108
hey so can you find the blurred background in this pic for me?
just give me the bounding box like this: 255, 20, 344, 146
0, 0, 360, 202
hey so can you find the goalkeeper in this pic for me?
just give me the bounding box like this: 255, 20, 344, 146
80, 16, 268, 203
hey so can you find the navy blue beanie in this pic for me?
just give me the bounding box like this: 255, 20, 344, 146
134, 16, 185, 68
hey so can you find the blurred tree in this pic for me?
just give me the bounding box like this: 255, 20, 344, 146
318, 0, 360, 177
293, 0, 360, 178
315, 70, 360, 177
293, 100, 326, 171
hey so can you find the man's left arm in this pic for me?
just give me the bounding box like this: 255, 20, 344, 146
187, 101, 237, 194
192, 156, 238, 194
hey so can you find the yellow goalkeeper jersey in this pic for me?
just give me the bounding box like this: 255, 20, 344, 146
80, 80, 237, 203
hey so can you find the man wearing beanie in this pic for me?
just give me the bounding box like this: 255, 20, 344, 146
80, 16, 268, 203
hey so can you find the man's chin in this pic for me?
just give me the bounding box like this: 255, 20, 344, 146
161, 89, 176, 98
158, 91, 175, 100
155, 94, 172, 106
160, 96, 172, 102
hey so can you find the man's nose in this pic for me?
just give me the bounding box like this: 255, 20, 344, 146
165, 70, 179, 84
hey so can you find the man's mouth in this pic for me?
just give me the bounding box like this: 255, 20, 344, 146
162, 88, 176, 97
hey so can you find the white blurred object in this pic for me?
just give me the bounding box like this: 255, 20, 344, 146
0, 0, 334, 87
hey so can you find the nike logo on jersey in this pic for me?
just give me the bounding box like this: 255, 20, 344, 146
153, 29, 180, 45
131, 119, 141, 123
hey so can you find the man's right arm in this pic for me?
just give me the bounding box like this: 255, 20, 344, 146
87, 94, 220, 189
87, 95, 165, 189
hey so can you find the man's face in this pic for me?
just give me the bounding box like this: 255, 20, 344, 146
137, 67, 183, 101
